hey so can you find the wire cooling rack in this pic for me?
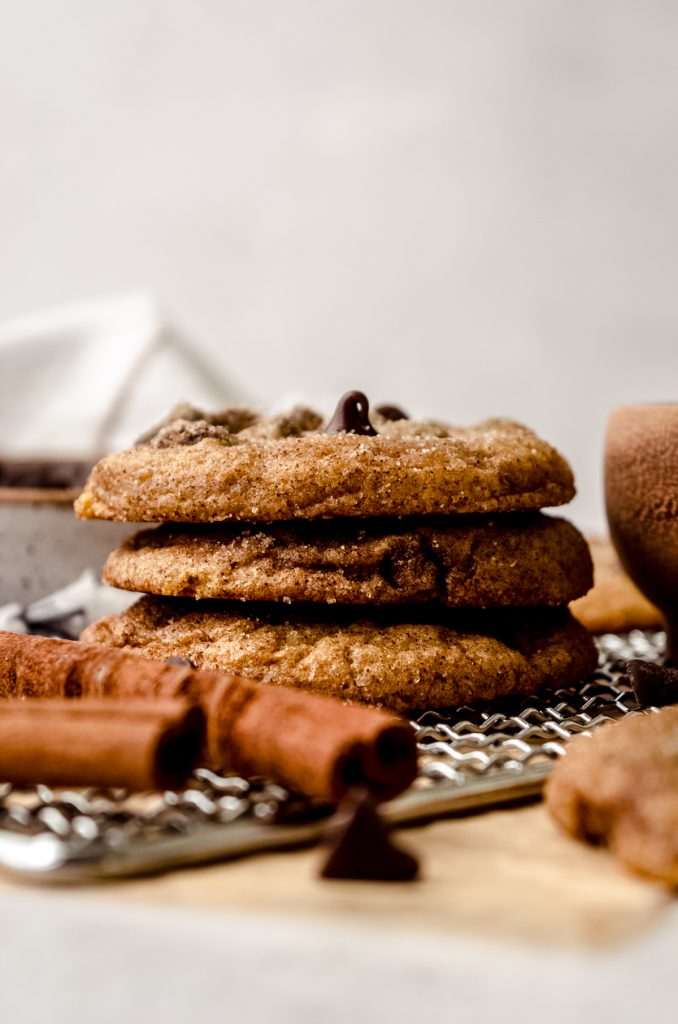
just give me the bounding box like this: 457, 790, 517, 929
0, 629, 665, 883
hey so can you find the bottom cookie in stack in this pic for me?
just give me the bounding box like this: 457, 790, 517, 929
81, 599, 597, 714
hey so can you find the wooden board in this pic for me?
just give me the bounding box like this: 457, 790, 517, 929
2, 802, 665, 949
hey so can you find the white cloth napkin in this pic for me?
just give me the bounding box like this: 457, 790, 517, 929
0, 291, 247, 459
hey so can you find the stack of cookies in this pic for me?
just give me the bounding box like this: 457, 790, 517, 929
77, 391, 597, 713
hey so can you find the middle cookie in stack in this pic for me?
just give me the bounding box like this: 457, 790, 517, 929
79, 392, 597, 712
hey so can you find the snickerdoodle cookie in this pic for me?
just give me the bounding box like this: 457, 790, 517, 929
81, 598, 597, 713
104, 513, 592, 607
75, 397, 575, 524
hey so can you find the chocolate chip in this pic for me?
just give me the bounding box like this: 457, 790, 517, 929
374, 404, 409, 422
324, 391, 377, 437
319, 788, 419, 881
627, 660, 678, 707
135, 404, 208, 444
148, 420, 234, 449
164, 656, 197, 669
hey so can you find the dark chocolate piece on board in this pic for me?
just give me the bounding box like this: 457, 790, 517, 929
324, 391, 378, 437
374, 404, 409, 422
627, 659, 678, 707
319, 788, 419, 882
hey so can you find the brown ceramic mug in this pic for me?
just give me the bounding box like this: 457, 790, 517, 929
605, 403, 678, 659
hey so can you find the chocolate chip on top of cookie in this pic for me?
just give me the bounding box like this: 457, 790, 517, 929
373, 403, 409, 423
324, 390, 378, 436
76, 396, 575, 523
148, 419, 238, 448
138, 403, 323, 447
135, 402, 260, 445
322, 391, 412, 435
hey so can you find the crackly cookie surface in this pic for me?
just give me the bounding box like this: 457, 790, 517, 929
81, 598, 597, 713
570, 537, 663, 634
74, 402, 575, 523
104, 513, 592, 607
545, 707, 678, 886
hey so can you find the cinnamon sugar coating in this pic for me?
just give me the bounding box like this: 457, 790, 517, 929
75, 405, 575, 523
81, 598, 597, 713
104, 513, 592, 607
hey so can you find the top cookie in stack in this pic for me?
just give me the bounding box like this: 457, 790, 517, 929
77, 392, 596, 712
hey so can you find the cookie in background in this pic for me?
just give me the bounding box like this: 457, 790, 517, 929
570, 537, 664, 635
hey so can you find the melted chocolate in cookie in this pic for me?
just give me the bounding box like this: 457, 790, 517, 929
324, 391, 377, 437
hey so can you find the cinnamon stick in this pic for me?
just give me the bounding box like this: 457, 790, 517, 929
0, 698, 204, 789
0, 631, 417, 801
212, 675, 417, 801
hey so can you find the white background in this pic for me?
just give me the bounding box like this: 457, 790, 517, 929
1, 0, 677, 527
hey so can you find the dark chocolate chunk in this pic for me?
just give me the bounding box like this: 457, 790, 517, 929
319, 788, 419, 882
627, 660, 678, 707
374, 404, 409, 422
324, 391, 377, 437
164, 656, 197, 669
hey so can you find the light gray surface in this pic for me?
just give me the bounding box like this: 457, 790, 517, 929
0, 503, 132, 603
0, 1, 677, 528
1, 889, 677, 1024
